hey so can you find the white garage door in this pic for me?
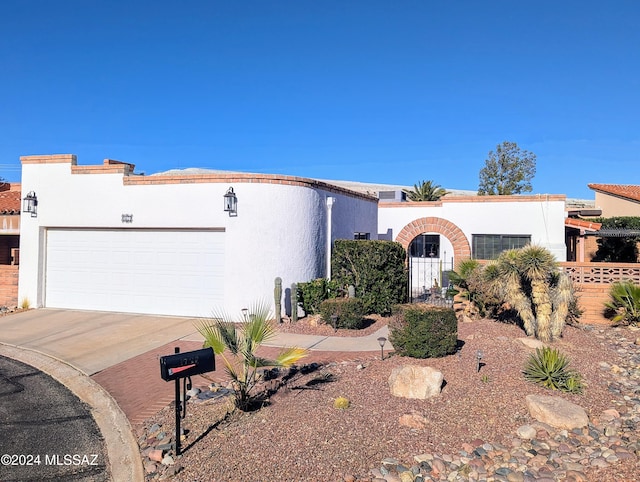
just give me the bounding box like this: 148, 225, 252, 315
45, 229, 225, 317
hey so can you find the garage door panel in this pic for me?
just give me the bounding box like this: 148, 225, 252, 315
46, 229, 225, 317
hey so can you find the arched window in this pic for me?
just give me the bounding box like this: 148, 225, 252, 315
409, 234, 440, 258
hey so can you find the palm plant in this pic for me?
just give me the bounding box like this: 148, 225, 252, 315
403, 180, 448, 201
605, 281, 640, 326
195, 300, 308, 411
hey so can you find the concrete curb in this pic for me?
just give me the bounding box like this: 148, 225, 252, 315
0, 343, 144, 482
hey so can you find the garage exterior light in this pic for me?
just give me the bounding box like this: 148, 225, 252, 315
223, 187, 237, 216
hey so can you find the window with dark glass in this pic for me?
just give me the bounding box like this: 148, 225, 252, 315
353, 232, 370, 240
472, 234, 531, 260
409, 234, 440, 258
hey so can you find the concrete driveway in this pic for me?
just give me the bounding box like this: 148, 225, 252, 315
0, 309, 204, 375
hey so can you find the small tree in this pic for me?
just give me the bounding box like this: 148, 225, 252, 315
478, 141, 536, 195
403, 180, 448, 201
195, 300, 308, 411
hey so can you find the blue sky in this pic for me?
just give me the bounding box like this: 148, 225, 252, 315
1, 1, 638, 199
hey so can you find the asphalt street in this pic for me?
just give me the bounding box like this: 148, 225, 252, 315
0, 355, 109, 481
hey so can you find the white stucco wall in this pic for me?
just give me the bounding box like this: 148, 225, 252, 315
18, 157, 378, 317
378, 195, 567, 262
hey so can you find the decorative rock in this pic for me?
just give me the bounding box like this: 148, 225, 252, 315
148, 449, 164, 462
516, 424, 537, 440
600, 408, 620, 421
388, 365, 443, 399
144, 461, 157, 474
525, 395, 589, 429
399, 412, 428, 430
161, 454, 175, 466
518, 338, 545, 349
186, 387, 201, 398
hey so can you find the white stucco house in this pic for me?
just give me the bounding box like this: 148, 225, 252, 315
18, 155, 377, 317
17, 154, 567, 317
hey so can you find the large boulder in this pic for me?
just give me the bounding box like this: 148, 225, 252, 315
525, 395, 589, 429
389, 365, 443, 399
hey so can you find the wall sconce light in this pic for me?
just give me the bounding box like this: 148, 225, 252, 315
22, 191, 38, 217
476, 349, 484, 373
241, 308, 248, 322
223, 187, 237, 216
378, 337, 387, 360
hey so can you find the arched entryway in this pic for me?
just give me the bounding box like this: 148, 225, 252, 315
396, 217, 471, 301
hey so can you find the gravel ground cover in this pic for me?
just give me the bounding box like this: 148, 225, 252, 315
137, 316, 640, 481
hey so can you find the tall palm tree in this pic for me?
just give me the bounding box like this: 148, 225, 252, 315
195, 300, 308, 411
403, 180, 449, 201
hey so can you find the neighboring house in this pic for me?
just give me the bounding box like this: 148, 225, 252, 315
588, 184, 640, 217
565, 184, 640, 262
18, 155, 378, 317
0, 182, 21, 307
0, 182, 20, 264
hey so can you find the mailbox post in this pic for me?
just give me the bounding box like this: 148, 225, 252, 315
160, 346, 215, 455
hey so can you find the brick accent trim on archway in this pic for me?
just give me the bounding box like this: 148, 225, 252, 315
396, 217, 471, 262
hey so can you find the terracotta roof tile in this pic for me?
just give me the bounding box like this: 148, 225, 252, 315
565, 218, 601, 231
588, 184, 640, 202
0, 191, 21, 214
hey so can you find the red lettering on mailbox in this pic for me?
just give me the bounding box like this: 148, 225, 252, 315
168, 364, 196, 376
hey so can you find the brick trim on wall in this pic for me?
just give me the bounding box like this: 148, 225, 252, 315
395, 217, 472, 262
19, 155, 378, 202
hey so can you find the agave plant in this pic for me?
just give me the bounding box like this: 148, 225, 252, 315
523, 346, 583, 394
605, 281, 640, 326
195, 300, 308, 411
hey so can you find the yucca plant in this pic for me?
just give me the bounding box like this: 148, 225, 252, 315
605, 281, 640, 327
523, 347, 583, 394
515, 245, 558, 341
195, 300, 308, 411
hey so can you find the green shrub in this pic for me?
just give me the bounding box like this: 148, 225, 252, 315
389, 305, 458, 358
298, 278, 339, 315
319, 298, 366, 329
522, 347, 584, 394
332, 240, 407, 316
604, 281, 640, 326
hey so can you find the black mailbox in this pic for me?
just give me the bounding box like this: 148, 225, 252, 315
160, 347, 215, 381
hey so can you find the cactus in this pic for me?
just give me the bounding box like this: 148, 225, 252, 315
291, 282, 298, 323
333, 396, 350, 409
348, 285, 356, 298
274, 277, 282, 323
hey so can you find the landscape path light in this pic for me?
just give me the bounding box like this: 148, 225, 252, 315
476, 349, 484, 373
377, 337, 387, 360
330, 314, 338, 332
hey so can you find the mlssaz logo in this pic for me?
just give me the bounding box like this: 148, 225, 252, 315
45, 454, 100, 466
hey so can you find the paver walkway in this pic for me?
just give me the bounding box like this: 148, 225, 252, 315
92, 341, 384, 427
